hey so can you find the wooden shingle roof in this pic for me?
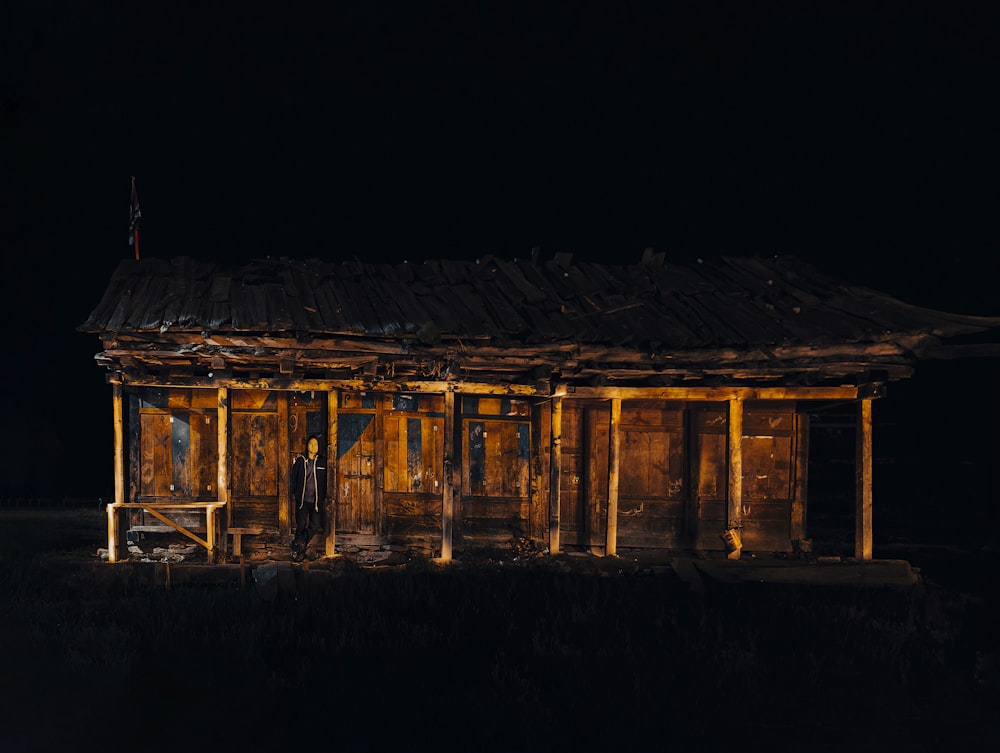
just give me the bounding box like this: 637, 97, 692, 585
79, 253, 1000, 389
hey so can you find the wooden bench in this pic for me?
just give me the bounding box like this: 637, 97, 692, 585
228, 527, 265, 557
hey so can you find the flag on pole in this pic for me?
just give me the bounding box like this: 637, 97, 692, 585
129, 176, 142, 259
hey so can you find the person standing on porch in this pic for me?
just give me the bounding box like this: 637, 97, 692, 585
290, 435, 327, 562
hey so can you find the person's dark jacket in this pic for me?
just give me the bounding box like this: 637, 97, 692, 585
290, 453, 327, 511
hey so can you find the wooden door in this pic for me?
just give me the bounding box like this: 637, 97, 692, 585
616, 402, 686, 548
229, 390, 281, 530
337, 413, 377, 534
739, 403, 796, 552
558, 403, 586, 546
456, 396, 532, 545
585, 405, 609, 549
692, 404, 729, 550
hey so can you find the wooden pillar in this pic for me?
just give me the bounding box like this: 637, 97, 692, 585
548, 395, 563, 554
529, 397, 547, 548
277, 391, 289, 534
216, 387, 229, 556
855, 398, 873, 560
325, 390, 338, 557
605, 397, 621, 557
106, 503, 119, 564
585, 408, 602, 551
108, 383, 126, 564
791, 409, 809, 543
374, 395, 386, 550
440, 390, 455, 561
727, 398, 744, 529
206, 503, 217, 563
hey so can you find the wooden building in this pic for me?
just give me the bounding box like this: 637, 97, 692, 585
78, 252, 1000, 564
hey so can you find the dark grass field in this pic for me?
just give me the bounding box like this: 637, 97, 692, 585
1, 503, 998, 753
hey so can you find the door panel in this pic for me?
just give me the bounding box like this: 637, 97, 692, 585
740, 408, 795, 552
189, 410, 218, 497
585, 406, 609, 548
692, 405, 728, 549
616, 403, 687, 547
230, 387, 282, 531
231, 413, 279, 497
558, 404, 585, 544
140, 413, 173, 497
337, 413, 376, 534
384, 415, 443, 493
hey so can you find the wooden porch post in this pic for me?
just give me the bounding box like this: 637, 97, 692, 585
216, 387, 229, 557
440, 390, 455, 562
325, 390, 338, 557
206, 504, 218, 563
791, 409, 809, 543
605, 397, 621, 557
549, 395, 563, 555
107, 383, 126, 564
727, 398, 744, 530
855, 398, 873, 560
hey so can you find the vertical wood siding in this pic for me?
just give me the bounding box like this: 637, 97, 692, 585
122, 387, 805, 556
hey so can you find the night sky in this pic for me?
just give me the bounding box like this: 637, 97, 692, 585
3, 1, 998, 502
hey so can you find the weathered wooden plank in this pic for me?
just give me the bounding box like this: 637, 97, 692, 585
207, 275, 231, 303
470, 276, 531, 336
383, 495, 443, 517
491, 257, 549, 304
249, 285, 271, 329
125, 276, 163, 330
481, 257, 549, 336
606, 398, 621, 556
358, 273, 409, 336
442, 390, 455, 561
263, 283, 297, 330
312, 278, 351, 331
726, 399, 744, 557
286, 265, 326, 330
275, 271, 311, 331
93, 275, 138, 332
855, 398, 873, 560
413, 285, 471, 337
168, 262, 207, 328
447, 282, 500, 332
328, 274, 379, 332
325, 390, 337, 556
504, 261, 580, 340
381, 278, 437, 337
714, 257, 857, 340
575, 259, 635, 301
409, 273, 478, 335
227, 281, 249, 330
